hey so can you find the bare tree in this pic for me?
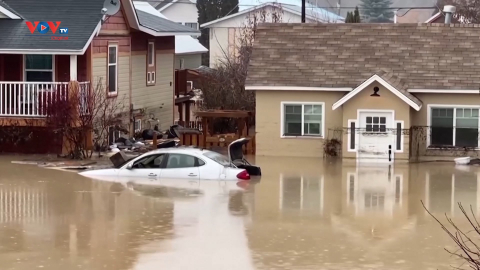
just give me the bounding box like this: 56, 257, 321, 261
423, 201, 480, 269
198, 4, 284, 112
46, 79, 126, 159
436, 0, 480, 23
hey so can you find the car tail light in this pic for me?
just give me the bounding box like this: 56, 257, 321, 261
236, 170, 250, 180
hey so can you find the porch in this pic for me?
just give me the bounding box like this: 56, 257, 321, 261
0, 53, 90, 118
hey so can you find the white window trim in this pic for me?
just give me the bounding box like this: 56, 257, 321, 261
108, 126, 121, 145
279, 174, 324, 214
23, 54, 56, 83
107, 44, 118, 95
185, 22, 199, 30
395, 120, 404, 153
148, 41, 155, 67
134, 119, 142, 132
280, 101, 325, 139
427, 104, 480, 149
347, 119, 357, 152
180, 58, 185, 69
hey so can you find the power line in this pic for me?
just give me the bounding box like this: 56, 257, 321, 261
141, 0, 437, 10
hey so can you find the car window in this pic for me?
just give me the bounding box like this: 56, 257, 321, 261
203, 151, 230, 166
132, 154, 165, 169
166, 154, 196, 169
198, 158, 206, 166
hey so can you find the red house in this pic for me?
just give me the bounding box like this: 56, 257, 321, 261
0, 0, 198, 153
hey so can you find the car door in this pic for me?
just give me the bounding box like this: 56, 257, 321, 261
160, 153, 200, 188
118, 154, 166, 183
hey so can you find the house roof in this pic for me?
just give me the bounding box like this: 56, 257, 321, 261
246, 23, 480, 91
157, 0, 196, 11
0, 1, 22, 19
133, 1, 206, 53
0, 0, 104, 53
0, 0, 200, 54
136, 9, 200, 35
332, 70, 423, 111
201, 1, 344, 28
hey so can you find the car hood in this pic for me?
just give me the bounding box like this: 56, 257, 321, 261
79, 168, 119, 181
228, 137, 250, 162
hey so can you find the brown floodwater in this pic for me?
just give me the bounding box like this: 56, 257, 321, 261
0, 155, 478, 270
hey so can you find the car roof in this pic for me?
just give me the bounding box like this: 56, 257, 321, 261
143, 147, 214, 155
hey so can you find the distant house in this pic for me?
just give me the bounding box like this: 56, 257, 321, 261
134, 1, 208, 69
0, 0, 198, 153
246, 23, 480, 162
309, 0, 437, 23
200, 0, 344, 67
155, 0, 199, 30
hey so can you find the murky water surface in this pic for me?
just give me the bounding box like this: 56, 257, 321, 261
0, 156, 477, 269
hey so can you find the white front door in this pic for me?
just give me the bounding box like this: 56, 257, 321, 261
358, 112, 395, 163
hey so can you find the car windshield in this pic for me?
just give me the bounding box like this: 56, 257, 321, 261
203, 151, 230, 166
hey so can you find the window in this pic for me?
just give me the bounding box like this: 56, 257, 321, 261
365, 116, 386, 132
185, 22, 198, 29
148, 42, 155, 67
146, 41, 156, 86
282, 102, 324, 137
25, 55, 54, 82
108, 126, 121, 145
108, 44, 118, 94
165, 154, 199, 168
134, 119, 142, 132
203, 151, 230, 166
132, 154, 165, 169
430, 107, 479, 147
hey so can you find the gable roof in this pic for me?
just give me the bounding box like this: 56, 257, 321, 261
133, 1, 206, 53
157, 0, 196, 11
201, 1, 343, 28
246, 23, 480, 91
0, 0, 104, 54
136, 9, 200, 35
0, 1, 21, 19
0, 0, 199, 54
332, 70, 422, 111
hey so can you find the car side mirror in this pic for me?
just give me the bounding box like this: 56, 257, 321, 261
126, 163, 133, 170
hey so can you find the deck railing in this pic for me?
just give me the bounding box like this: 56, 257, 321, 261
0, 81, 90, 117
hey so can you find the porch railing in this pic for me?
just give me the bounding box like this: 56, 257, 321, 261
0, 82, 89, 117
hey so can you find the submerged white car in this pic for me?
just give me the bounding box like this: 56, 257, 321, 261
79, 138, 261, 182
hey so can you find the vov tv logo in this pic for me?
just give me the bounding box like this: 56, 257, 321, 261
25, 21, 69, 40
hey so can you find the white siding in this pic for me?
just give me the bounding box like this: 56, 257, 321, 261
207, 6, 319, 67
175, 54, 202, 69
161, 1, 198, 26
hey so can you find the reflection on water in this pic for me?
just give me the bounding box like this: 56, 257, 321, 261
0, 156, 479, 269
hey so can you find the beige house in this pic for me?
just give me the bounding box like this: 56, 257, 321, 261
246, 23, 480, 162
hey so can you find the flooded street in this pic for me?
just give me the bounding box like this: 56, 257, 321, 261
0, 156, 477, 270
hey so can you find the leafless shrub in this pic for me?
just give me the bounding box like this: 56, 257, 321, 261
423, 201, 480, 269
46, 79, 126, 159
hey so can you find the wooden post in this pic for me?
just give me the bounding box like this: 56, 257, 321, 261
185, 101, 191, 123
153, 132, 157, 149
178, 103, 183, 122
202, 117, 207, 148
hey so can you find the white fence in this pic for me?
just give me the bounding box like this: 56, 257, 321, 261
0, 81, 89, 117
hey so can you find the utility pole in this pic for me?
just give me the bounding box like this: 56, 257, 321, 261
301, 0, 306, 22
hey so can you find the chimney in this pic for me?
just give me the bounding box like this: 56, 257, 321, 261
443, 5, 456, 24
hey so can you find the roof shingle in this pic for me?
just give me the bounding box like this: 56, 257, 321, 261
0, 0, 104, 51
246, 23, 480, 90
